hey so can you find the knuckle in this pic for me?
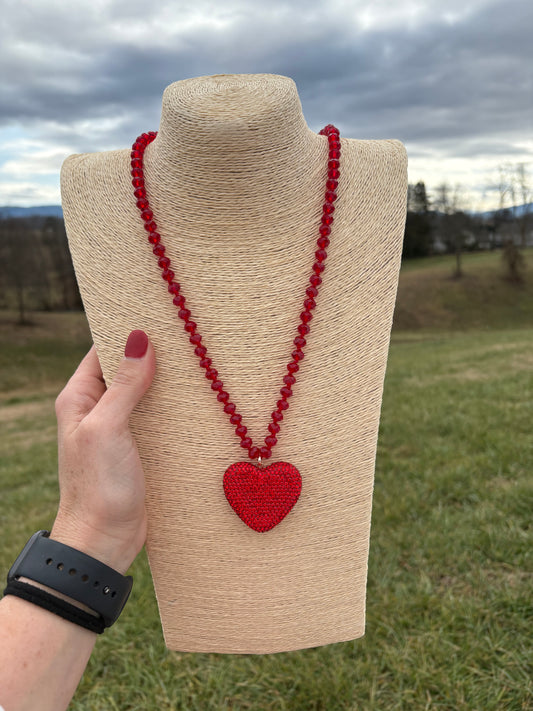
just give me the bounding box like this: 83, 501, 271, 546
54, 388, 69, 415
76, 412, 107, 441
110, 368, 134, 389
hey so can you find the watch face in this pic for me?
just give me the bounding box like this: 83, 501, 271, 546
7, 530, 49, 581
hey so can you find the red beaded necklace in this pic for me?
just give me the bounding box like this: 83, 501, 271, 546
131, 124, 341, 532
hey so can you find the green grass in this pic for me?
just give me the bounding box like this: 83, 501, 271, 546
1, 250, 532, 710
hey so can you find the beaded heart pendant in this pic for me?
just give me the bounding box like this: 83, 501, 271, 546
223, 461, 302, 532
131, 125, 341, 531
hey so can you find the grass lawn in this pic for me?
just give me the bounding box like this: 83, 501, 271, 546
1, 250, 531, 710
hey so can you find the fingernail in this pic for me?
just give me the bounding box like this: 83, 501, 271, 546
125, 330, 148, 359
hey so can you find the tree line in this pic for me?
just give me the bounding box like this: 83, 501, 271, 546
1, 168, 531, 325
404, 163, 531, 280
0, 215, 83, 324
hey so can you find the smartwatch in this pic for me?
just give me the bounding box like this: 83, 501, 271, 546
5, 530, 133, 629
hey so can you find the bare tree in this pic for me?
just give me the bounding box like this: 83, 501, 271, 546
433, 180, 468, 278
514, 163, 532, 248
494, 162, 530, 281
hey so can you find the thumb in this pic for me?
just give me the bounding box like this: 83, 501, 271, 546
96, 330, 156, 428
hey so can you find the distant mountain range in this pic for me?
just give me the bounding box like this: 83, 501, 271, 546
0, 205, 63, 218
1, 202, 531, 220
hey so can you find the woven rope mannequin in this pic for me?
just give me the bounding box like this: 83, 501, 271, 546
60, 74, 408, 654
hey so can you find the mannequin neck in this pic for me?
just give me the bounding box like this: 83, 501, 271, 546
143, 75, 324, 214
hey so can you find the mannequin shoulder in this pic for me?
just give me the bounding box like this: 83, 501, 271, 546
60, 149, 131, 221
60, 149, 129, 187
339, 137, 407, 170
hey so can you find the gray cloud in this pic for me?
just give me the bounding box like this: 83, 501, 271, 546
0, 0, 531, 161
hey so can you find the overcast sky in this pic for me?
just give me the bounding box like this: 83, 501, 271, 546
1, 0, 532, 211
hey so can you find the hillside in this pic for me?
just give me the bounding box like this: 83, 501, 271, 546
393, 249, 533, 331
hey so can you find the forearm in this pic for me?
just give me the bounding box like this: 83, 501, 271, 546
0, 519, 137, 711
0, 592, 97, 711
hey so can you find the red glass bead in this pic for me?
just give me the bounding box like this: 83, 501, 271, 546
132, 125, 340, 458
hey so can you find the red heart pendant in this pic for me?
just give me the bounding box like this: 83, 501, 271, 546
223, 461, 302, 532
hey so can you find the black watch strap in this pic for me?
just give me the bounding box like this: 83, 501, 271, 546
5, 530, 133, 628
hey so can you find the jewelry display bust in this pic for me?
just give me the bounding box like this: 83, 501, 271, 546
60, 73, 408, 654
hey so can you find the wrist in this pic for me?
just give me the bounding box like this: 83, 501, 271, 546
16, 576, 101, 618
50, 517, 137, 576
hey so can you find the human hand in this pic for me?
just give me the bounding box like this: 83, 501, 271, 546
50, 330, 156, 574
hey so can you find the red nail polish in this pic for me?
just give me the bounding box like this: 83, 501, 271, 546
125, 330, 148, 358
